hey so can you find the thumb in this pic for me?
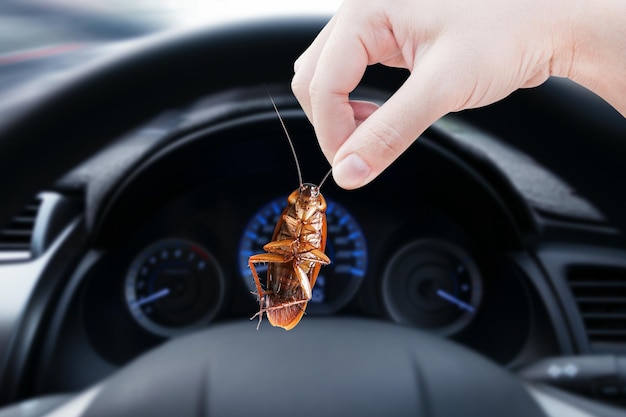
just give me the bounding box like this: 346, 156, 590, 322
331, 57, 453, 189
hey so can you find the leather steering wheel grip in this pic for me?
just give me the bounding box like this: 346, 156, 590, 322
80, 319, 545, 417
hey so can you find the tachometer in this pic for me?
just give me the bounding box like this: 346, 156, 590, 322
382, 239, 482, 336
124, 239, 225, 338
238, 196, 367, 314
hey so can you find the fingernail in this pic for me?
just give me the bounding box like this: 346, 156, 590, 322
333, 154, 371, 189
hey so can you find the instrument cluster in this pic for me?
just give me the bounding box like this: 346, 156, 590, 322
81, 175, 533, 367
76, 109, 541, 369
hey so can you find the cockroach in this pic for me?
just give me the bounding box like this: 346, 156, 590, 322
248, 96, 331, 331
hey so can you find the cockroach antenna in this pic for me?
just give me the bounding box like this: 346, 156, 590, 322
318, 168, 333, 190
268, 94, 303, 188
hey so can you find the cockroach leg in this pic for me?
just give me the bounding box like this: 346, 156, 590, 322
250, 296, 267, 330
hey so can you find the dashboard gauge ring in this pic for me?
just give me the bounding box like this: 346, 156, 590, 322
382, 239, 482, 336
124, 238, 225, 338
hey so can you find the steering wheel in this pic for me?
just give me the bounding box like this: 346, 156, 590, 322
0, 16, 622, 417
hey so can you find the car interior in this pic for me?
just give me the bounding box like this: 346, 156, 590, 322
0, 2, 625, 416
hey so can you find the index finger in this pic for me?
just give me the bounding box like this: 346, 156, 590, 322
307, 20, 370, 162
291, 4, 376, 164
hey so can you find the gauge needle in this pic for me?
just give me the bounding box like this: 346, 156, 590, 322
131, 288, 170, 308
436, 289, 475, 313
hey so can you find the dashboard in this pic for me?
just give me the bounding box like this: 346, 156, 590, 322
0, 8, 625, 417
17, 80, 610, 391
31, 89, 551, 391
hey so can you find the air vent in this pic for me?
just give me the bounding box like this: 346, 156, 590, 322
568, 266, 626, 344
0, 196, 42, 261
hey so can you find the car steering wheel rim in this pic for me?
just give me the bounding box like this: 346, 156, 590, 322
50, 319, 549, 417
0, 17, 326, 229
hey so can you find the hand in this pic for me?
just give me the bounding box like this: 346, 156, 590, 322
292, 0, 625, 190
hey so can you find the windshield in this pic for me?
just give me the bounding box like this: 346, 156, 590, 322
0, 0, 342, 55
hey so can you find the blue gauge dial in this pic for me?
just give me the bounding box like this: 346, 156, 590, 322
238, 196, 367, 314
125, 239, 225, 337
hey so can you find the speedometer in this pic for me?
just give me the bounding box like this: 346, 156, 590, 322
125, 239, 225, 338
238, 196, 367, 314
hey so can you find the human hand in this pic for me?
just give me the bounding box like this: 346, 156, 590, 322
292, 0, 585, 189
